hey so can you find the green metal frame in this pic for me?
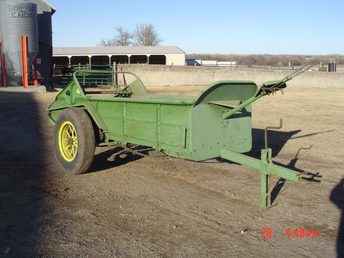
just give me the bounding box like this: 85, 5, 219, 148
48, 70, 301, 208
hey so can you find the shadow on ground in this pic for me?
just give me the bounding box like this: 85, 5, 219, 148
250, 128, 334, 158
0, 92, 52, 256
86, 127, 331, 208
89, 128, 332, 178
248, 128, 329, 204
330, 179, 344, 258
89, 147, 144, 173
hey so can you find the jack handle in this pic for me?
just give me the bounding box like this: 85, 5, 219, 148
264, 119, 283, 149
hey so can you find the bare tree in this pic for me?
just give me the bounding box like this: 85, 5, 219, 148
99, 39, 115, 47
114, 27, 132, 46
100, 27, 132, 46
134, 24, 161, 46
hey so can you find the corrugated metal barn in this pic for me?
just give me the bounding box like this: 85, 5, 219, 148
52, 46, 186, 68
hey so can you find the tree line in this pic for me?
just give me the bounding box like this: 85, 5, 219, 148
100, 24, 161, 47
187, 54, 344, 67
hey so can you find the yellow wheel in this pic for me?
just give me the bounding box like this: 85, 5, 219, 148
58, 121, 79, 162
54, 108, 96, 175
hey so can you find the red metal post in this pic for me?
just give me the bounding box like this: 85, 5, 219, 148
0, 41, 3, 87
32, 57, 39, 86
0, 41, 5, 87
20, 35, 29, 88
3, 54, 7, 87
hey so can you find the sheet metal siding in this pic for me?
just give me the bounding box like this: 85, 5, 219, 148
94, 100, 192, 156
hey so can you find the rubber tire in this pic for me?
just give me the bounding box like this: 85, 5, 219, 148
54, 108, 96, 175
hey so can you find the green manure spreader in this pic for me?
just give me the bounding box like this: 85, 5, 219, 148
48, 68, 311, 208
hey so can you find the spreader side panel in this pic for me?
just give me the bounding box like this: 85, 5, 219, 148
94, 99, 193, 156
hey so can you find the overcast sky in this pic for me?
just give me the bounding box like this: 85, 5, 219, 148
49, 0, 344, 55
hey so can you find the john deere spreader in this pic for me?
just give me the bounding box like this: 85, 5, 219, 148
48, 68, 310, 208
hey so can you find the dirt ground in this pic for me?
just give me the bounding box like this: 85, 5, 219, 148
0, 87, 343, 257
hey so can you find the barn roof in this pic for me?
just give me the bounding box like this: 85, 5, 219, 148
53, 46, 185, 56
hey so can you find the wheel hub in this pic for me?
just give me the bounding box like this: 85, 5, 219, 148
58, 121, 78, 162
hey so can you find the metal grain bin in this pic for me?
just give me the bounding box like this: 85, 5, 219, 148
0, 0, 38, 85
36, 9, 53, 86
